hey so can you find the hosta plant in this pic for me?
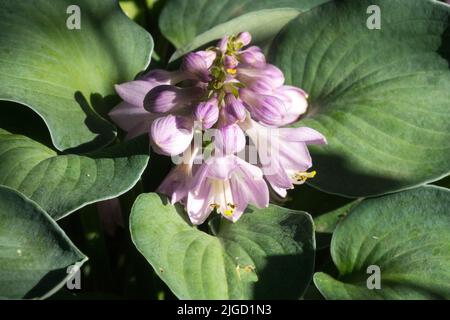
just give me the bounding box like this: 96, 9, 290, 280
0, 0, 449, 301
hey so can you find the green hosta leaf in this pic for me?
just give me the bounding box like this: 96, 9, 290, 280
314, 186, 450, 300
313, 199, 362, 249
0, 129, 149, 220
271, 0, 450, 197
160, 0, 328, 60
169, 9, 300, 62
314, 199, 362, 234
130, 193, 315, 299
0, 186, 87, 299
0, 0, 153, 151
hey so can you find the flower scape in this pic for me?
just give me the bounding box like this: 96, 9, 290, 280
110, 32, 327, 225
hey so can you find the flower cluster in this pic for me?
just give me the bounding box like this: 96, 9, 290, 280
109, 32, 327, 225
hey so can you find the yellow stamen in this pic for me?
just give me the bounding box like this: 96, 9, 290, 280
293, 170, 317, 183
226, 68, 237, 75
224, 203, 237, 217
224, 209, 233, 217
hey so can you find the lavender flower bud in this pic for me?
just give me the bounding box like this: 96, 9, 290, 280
144, 85, 203, 114
193, 98, 219, 129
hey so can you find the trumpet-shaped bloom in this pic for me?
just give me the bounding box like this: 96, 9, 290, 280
187, 155, 269, 224
241, 118, 327, 197
145, 85, 204, 114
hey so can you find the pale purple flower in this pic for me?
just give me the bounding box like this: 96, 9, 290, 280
236, 32, 252, 46
193, 98, 220, 129
213, 124, 246, 156
109, 101, 157, 140
223, 94, 246, 124
157, 145, 200, 204
109, 80, 158, 139
241, 118, 327, 197
109, 31, 326, 225
273, 86, 309, 125
187, 155, 269, 224
239, 46, 266, 68
218, 36, 228, 53
145, 85, 204, 114
140, 69, 188, 85
240, 88, 287, 126
237, 64, 285, 92
196, 50, 217, 68
224, 55, 238, 71
181, 52, 212, 82
109, 68, 188, 139
150, 115, 194, 156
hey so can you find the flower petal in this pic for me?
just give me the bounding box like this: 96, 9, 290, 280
279, 127, 327, 145
144, 85, 203, 114
273, 85, 308, 124
240, 89, 287, 126
193, 98, 219, 129
205, 156, 238, 180
150, 115, 194, 156
236, 31, 252, 46
181, 52, 211, 82
140, 69, 186, 85
213, 124, 246, 155
196, 50, 217, 68
157, 164, 192, 204
115, 80, 156, 107
109, 101, 155, 135
224, 94, 247, 124
186, 179, 213, 225
239, 46, 266, 68
237, 64, 285, 91
235, 157, 269, 208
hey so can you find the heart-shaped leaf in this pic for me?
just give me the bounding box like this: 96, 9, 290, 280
130, 193, 315, 299
271, 0, 450, 197
0, 186, 87, 299
0, 0, 153, 151
314, 186, 450, 299
0, 129, 149, 220
160, 0, 328, 60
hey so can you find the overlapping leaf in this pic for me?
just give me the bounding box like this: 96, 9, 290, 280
314, 186, 450, 299
130, 193, 315, 299
0, 186, 87, 299
0, 0, 153, 151
0, 129, 149, 220
160, 0, 328, 60
271, 0, 450, 197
